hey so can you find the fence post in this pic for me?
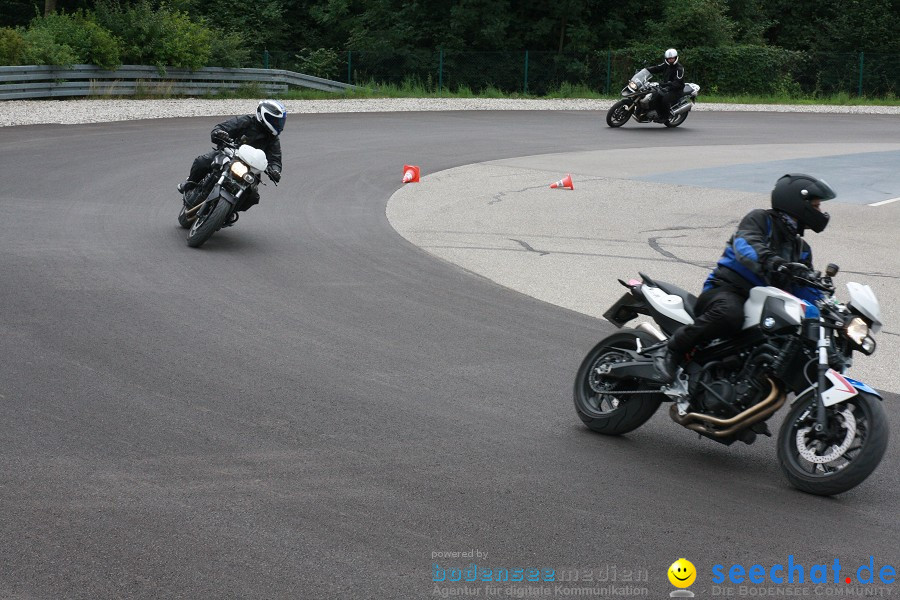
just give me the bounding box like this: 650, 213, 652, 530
858, 51, 864, 97
438, 48, 443, 93
347, 50, 352, 84
524, 50, 529, 95
605, 49, 611, 95
263, 49, 269, 69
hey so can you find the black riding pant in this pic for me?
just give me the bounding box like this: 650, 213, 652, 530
653, 87, 682, 115
667, 286, 747, 357
187, 151, 259, 212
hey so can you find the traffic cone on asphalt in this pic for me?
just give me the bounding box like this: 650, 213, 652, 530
550, 174, 574, 190
402, 165, 420, 183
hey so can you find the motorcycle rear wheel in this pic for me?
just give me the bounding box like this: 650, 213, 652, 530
777, 390, 888, 495
573, 329, 664, 435
187, 199, 231, 248
606, 100, 632, 128
664, 112, 688, 127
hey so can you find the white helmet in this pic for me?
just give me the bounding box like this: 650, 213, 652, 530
256, 99, 287, 135
664, 48, 678, 65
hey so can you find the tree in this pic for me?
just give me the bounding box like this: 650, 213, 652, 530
641, 0, 735, 49
726, 0, 773, 45
186, 0, 287, 56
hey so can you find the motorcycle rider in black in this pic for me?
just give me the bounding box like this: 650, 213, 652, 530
655, 173, 837, 382
178, 99, 286, 222
646, 48, 685, 121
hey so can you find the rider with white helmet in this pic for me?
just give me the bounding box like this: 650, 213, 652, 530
646, 48, 685, 121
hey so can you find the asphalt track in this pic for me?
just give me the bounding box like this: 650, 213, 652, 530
1, 111, 898, 599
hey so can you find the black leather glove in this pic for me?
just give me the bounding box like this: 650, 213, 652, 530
211, 129, 233, 145
777, 261, 814, 280
267, 167, 281, 183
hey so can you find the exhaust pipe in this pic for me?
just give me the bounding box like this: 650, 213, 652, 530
669, 378, 785, 438
670, 102, 693, 116
183, 202, 204, 219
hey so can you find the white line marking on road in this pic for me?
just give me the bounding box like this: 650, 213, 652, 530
869, 197, 900, 206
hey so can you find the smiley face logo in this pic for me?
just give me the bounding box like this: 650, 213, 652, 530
668, 558, 696, 588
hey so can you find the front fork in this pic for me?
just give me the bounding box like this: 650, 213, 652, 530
813, 316, 830, 433
188, 173, 245, 219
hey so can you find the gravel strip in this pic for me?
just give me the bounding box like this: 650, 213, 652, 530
3, 97, 900, 127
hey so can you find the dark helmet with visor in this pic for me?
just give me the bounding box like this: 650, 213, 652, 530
256, 99, 287, 136
771, 173, 836, 233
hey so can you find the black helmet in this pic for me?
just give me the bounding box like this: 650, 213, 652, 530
771, 173, 836, 233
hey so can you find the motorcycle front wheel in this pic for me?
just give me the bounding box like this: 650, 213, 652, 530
187, 199, 231, 248
606, 100, 633, 128
573, 329, 664, 435
177, 205, 193, 229
777, 390, 889, 496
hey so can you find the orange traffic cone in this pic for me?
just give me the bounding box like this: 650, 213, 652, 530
550, 174, 574, 190
402, 164, 420, 183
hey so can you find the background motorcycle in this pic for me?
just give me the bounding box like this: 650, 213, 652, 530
177, 140, 276, 248
606, 68, 700, 128
573, 264, 888, 496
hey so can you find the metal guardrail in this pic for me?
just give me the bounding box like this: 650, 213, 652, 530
0, 65, 356, 100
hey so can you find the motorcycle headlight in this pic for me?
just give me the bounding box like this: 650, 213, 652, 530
230, 161, 249, 179
845, 317, 869, 345
628, 81, 638, 91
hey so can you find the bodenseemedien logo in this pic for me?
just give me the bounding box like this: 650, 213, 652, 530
669, 558, 697, 598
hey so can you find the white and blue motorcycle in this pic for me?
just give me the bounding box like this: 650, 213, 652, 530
574, 264, 888, 495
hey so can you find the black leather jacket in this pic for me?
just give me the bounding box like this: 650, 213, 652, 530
647, 61, 685, 91
211, 115, 283, 175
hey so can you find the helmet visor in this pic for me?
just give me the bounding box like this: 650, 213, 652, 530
264, 112, 286, 134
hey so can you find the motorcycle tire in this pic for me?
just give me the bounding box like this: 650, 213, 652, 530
664, 112, 688, 128
573, 329, 664, 435
186, 199, 232, 248
606, 100, 632, 128
177, 205, 193, 229
777, 390, 889, 496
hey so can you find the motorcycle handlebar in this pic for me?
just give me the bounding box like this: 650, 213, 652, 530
793, 272, 835, 294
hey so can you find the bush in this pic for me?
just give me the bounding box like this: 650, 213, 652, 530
92, 0, 212, 69
688, 46, 807, 95
0, 27, 26, 65
292, 47, 341, 79
208, 29, 251, 68
28, 12, 122, 69
155, 10, 211, 70
608, 45, 807, 96
20, 27, 78, 66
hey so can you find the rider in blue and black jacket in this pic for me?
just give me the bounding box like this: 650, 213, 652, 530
655, 174, 837, 382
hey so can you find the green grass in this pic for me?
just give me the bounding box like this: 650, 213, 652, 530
698, 92, 900, 106
204, 77, 900, 105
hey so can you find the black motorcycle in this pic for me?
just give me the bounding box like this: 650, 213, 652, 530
606, 68, 700, 128
177, 140, 277, 248
573, 264, 888, 496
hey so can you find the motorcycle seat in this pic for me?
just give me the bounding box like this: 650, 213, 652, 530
639, 273, 698, 318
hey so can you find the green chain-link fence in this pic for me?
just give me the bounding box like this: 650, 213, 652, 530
262, 49, 900, 97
